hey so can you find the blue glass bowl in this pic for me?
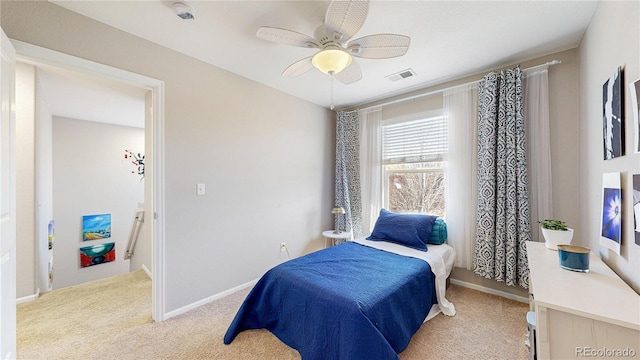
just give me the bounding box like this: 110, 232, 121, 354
557, 245, 589, 272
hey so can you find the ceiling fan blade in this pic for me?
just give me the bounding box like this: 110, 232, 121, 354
333, 60, 362, 84
257, 27, 320, 49
347, 34, 411, 59
282, 57, 315, 77
324, 0, 369, 43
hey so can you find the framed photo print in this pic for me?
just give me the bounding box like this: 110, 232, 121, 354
603, 67, 624, 160
634, 174, 640, 246
630, 77, 640, 154
600, 172, 622, 254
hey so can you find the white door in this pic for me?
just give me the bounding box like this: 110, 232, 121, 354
0, 27, 17, 360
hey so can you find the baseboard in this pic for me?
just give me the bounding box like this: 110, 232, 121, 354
16, 293, 38, 305
450, 279, 529, 304
164, 279, 258, 320
140, 264, 152, 279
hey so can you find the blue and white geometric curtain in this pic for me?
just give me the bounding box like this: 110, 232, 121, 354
335, 110, 363, 239
474, 66, 531, 288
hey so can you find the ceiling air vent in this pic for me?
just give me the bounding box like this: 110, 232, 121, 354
386, 68, 416, 82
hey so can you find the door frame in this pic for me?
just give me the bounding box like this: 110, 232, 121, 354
1, 26, 17, 360
12, 40, 166, 322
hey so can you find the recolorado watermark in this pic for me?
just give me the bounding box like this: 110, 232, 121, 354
576, 347, 637, 357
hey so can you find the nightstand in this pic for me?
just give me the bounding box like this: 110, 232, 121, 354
322, 230, 352, 247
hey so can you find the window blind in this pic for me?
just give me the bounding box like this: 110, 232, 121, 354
382, 116, 447, 164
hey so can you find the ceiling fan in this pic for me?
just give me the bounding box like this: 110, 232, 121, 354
256, 0, 411, 86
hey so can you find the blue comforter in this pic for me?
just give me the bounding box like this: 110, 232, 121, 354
223, 242, 437, 360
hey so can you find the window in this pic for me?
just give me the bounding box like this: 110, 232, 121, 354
382, 115, 447, 217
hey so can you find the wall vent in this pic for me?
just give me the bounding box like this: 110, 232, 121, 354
386, 68, 416, 82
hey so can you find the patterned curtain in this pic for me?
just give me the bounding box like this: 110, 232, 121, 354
474, 66, 531, 288
335, 110, 363, 239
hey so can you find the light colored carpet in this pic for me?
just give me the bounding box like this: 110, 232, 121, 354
17, 270, 153, 359
17, 270, 528, 360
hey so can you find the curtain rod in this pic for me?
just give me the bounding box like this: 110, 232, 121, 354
354, 60, 562, 113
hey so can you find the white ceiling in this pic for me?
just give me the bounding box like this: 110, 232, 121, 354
36, 65, 146, 128
48, 0, 598, 110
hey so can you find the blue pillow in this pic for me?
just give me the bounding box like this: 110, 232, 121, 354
366, 209, 438, 251
427, 217, 448, 245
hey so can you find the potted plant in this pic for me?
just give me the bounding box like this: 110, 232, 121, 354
539, 219, 574, 250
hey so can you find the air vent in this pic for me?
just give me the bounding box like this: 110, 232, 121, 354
386, 68, 416, 82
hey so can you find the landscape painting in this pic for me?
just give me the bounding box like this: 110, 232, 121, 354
82, 213, 112, 241
603, 67, 624, 160
600, 172, 621, 254
79, 242, 116, 268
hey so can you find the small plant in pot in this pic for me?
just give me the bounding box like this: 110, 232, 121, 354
539, 219, 574, 250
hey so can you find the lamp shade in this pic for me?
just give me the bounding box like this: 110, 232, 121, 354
331, 207, 345, 215
312, 49, 352, 74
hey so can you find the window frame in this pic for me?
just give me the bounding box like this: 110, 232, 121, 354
380, 109, 446, 216
382, 164, 446, 215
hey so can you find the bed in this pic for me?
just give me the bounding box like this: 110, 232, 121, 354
224, 211, 456, 360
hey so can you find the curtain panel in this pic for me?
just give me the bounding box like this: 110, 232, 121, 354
474, 66, 532, 288
335, 110, 363, 238
443, 84, 478, 270
359, 108, 383, 236
523, 68, 553, 243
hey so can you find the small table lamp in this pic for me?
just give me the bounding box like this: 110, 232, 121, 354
331, 207, 345, 234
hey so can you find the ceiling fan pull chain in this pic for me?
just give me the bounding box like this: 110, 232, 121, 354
330, 71, 335, 110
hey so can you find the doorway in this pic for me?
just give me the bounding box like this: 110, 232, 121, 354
18, 62, 148, 292
13, 40, 165, 322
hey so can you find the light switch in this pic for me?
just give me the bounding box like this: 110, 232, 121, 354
196, 183, 206, 195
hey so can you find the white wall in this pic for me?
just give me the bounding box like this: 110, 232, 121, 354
51, 116, 144, 289
578, 1, 640, 292
1, 1, 334, 312
34, 66, 53, 294
128, 90, 153, 276
15, 62, 35, 298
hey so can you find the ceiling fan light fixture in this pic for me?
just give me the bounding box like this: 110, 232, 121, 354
312, 49, 352, 75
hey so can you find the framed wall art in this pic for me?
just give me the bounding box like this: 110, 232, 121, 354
600, 172, 622, 254
603, 67, 624, 160
48, 220, 54, 250
630, 77, 640, 154
82, 213, 111, 241
79, 242, 116, 268
634, 174, 640, 246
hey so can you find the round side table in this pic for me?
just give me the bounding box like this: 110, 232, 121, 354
322, 230, 353, 247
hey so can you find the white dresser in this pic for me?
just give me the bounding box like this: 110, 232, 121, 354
526, 241, 640, 359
